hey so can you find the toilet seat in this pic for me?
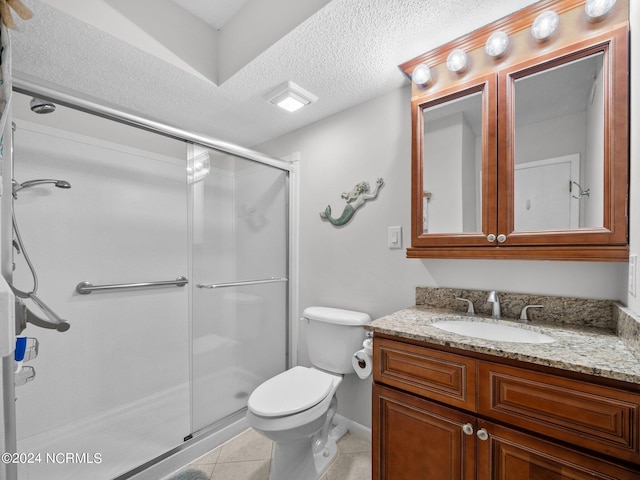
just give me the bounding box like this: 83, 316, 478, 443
248, 366, 335, 417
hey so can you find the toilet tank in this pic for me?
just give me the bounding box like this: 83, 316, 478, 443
304, 306, 371, 374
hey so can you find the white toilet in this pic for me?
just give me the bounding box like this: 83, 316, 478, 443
246, 306, 371, 480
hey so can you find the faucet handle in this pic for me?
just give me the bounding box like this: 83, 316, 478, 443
520, 304, 543, 322
455, 297, 475, 314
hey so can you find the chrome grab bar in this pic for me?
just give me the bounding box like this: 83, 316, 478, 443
197, 277, 287, 289
76, 276, 188, 295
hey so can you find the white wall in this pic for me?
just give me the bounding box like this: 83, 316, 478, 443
424, 113, 466, 232
585, 63, 605, 228
515, 111, 586, 165
461, 114, 477, 232
257, 85, 628, 428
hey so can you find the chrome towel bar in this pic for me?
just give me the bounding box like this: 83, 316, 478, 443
76, 276, 188, 294
197, 277, 287, 289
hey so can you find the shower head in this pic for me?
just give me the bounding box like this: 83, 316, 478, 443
13, 178, 71, 193
12, 178, 72, 198
30, 97, 56, 114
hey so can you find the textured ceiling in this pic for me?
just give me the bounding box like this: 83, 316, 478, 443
12, 0, 540, 148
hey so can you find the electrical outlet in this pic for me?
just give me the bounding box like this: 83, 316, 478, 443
388, 226, 402, 249
629, 255, 637, 296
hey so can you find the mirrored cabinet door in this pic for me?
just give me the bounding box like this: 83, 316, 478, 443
498, 27, 628, 248
412, 74, 497, 247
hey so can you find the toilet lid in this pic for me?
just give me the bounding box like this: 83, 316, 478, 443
248, 366, 335, 417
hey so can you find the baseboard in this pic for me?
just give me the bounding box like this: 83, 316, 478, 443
334, 414, 371, 442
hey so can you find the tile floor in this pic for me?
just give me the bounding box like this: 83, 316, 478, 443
167, 427, 371, 480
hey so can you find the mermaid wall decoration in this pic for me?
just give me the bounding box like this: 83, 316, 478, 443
320, 178, 384, 226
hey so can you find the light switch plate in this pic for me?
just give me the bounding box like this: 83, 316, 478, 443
388, 226, 402, 249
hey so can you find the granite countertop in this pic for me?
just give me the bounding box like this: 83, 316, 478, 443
365, 305, 640, 386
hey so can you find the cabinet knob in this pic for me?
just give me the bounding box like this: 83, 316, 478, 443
487, 234, 496, 242
462, 423, 474, 436
476, 428, 489, 441
497, 234, 507, 243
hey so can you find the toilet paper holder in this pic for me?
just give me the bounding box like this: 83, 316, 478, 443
353, 352, 368, 369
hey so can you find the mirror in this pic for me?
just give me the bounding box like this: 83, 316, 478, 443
422, 90, 483, 234
513, 52, 604, 231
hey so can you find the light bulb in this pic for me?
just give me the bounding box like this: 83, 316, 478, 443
485, 31, 509, 58
531, 11, 559, 42
446, 49, 467, 73
585, 0, 616, 22
412, 64, 432, 86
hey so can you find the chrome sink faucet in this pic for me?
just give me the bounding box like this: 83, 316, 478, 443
520, 304, 543, 323
487, 291, 501, 318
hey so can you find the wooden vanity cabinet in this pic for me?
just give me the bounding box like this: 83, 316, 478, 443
373, 384, 476, 480
372, 336, 640, 479
476, 420, 640, 480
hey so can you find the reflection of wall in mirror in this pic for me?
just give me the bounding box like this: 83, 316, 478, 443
514, 102, 603, 229
423, 112, 480, 233
514, 54, 604, 230
584, 61, 604, 229
514, 155, 579, 231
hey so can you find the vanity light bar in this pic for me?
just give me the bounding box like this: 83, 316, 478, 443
411, 1, 618, 88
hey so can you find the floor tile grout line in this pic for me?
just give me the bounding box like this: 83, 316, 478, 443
177, 428, 371, 480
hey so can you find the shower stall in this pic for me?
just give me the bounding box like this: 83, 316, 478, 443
0, 87, 297, 480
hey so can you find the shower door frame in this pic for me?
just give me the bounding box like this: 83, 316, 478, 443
1, 77, 299, 480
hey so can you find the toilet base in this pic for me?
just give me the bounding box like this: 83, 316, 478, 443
268, 424, 347, 480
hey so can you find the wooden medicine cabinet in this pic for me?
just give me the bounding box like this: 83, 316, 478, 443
401, 0, 629, 261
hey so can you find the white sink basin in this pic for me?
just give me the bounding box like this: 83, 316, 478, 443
432, 320, 555, 344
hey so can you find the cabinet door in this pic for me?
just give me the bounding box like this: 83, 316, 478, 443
477, 421, 640, 480
411, 74, 498, 248
497, 27, 628, 250
373, 383, 475, 480
479, 361, 640, 464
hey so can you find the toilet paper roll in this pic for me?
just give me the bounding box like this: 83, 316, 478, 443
352, 349, 372, 379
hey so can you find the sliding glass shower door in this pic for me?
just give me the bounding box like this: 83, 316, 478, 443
190, 146, 288, 433
11, 97, 191, 480
7, 91, 292, 480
